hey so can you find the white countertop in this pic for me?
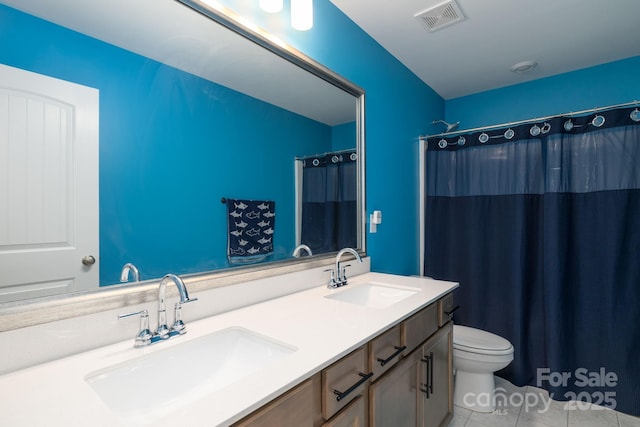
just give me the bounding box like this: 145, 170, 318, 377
0, 272, 457, 426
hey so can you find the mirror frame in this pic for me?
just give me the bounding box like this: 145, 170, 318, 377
0, 0, 366, 332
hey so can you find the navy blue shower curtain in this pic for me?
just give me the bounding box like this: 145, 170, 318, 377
301, 151, 357, 253
424, 107, 640, 416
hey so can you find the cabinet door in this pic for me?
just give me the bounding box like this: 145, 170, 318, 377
234, 375, 322, 427
418, 323, 453, 427
369, 352, 419, 427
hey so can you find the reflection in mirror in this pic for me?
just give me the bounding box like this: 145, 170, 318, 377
296, 148, 358, 254
0, 0, 364, 305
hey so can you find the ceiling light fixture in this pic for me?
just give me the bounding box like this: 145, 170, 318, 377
259, 0, 283, 13
291, 0, 313, 31
510, 60, 538, 73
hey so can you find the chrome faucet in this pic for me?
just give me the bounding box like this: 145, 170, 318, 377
118, 273, 198, 347
120, 263, 140, 283
156, 273, 198, 340
327, 247, 363, 288
292, 244, 313, 258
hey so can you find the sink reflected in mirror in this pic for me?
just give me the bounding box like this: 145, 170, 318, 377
324, 283, 419, 309
85, 327, 296, 424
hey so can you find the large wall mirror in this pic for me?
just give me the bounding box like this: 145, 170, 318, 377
0, 0, 365, 316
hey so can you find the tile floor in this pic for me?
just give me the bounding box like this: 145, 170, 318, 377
448, 376, 640, 427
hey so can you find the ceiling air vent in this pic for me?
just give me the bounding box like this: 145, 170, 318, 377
415, 0, 465, 32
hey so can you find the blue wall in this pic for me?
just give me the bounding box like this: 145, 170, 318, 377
5, 2, 636, 280
296, 1, 444, 275
0, 5, 339, 284
331, 122, 356, 152
446, 56, 640, 129
216, 0, 445, 275
2, 0, 449, 280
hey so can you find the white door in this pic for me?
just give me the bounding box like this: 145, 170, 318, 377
0, 64, 99, 303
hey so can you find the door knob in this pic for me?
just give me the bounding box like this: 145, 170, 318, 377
82, 255, 96, 266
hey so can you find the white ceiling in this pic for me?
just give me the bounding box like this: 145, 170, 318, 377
7, 0, 640, 106
330, 0, 640, 99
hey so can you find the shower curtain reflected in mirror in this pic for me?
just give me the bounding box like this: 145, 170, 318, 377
424, 107, 640, 416
298, 151, 357, 254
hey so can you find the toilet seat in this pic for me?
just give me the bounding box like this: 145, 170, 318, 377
453, 325, 513, 356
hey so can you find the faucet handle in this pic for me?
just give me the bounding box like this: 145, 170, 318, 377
156, 311, 170, 340
118, 309, 152, 347
171, 302, 187, 335
118, 309, 146, 319
340, 263, 352, 282
324, 268, 338, 288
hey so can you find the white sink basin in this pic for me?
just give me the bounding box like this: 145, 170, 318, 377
85, 327, 295, 425
324, 282, 419, 309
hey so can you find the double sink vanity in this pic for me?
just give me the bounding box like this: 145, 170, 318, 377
0, 267, 457, 426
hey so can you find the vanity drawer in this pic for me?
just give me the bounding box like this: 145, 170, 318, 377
402, 303, 438, 354
368, 324, 404, 381
438, 292, 457, 326
234, 375, 321, 426
322, 346, 370, 420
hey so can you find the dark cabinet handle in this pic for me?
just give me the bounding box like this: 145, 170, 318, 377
429, 351, 434, 394
421, 355, 431, 398
420, 384, 429, 397
445, 305, 460, 316
376, 345, 406, 367
333, 372, 373, 402
421, 352, 434, 398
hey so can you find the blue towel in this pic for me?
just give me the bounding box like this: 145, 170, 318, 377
226, 199, 275, 264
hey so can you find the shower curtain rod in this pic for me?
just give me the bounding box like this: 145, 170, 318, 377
295, 147, 356, 161
420, 99, 640, 140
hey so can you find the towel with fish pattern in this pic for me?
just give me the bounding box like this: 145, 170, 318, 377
226, 198, 275, 264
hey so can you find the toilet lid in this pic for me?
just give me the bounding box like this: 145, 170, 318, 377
453, 325, 513, 355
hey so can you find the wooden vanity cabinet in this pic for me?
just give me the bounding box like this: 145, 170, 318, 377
234, 292, 454, 427
369, 294, 453, 427
233, 374, 322, 427
233, 353, 370, 427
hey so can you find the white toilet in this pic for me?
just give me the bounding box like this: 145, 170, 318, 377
453, 325, 514, 413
